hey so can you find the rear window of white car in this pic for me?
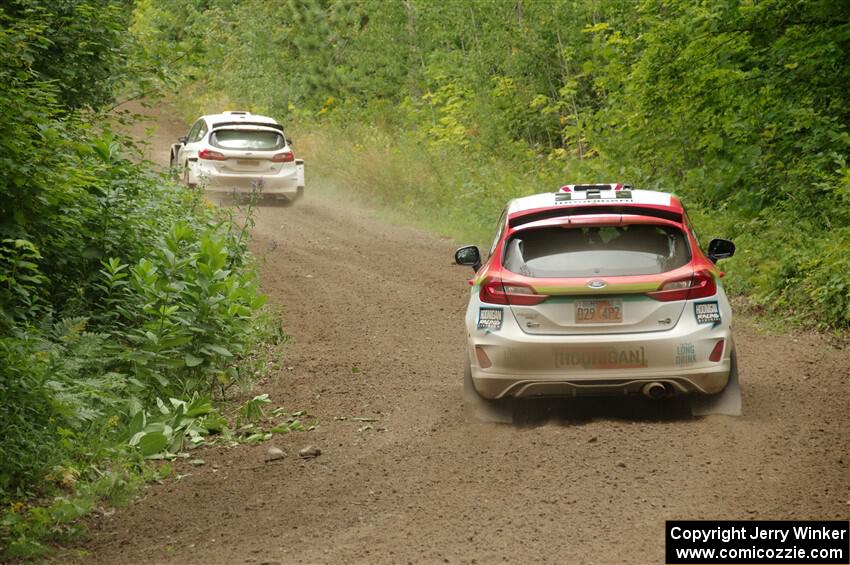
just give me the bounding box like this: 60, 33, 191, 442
503, 224, 690, 277
209, 129, 285, 150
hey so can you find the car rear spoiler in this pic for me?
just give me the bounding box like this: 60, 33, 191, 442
211, 121, 284, 132
509, 205, 683, 228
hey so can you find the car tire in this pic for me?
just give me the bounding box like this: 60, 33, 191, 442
183, 167, 197, 189
690, 348, 742, 416
464, 354, 513, 423
169, 153, 180, 180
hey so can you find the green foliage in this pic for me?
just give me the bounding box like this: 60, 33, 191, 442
299, 122, 561, 245
0, 1, 277, 559
127, 395, 218, 458
1, 462, 166, 559
96, 220, 267, 399
243, 406, 318, 439
239, 394, 271, 424
0, 0, 132, 109
0, 239, 47, 328
0, 155, 271, 504
135, 0, 850, 327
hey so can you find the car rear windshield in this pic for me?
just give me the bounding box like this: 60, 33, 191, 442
503, 224, 690, 277
209, 129, 285, 150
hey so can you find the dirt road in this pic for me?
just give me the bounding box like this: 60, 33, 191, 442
87, 103, 850, 564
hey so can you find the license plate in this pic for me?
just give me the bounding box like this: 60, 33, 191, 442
236, 159, 259, 166
575, 299, 623, 323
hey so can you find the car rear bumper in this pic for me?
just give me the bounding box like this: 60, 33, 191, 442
201, 173, 300, 193
466, 301, 734, 399
194, 161, 303, 198
469, 363, 731, 399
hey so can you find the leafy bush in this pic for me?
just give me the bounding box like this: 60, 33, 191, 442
126, 395, 216, 458
95, 219, 267, 399
1, 0, 132, 109
0, 178, 272, 502
0, 1, 279, 558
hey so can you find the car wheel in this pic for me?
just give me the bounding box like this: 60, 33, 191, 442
690, 348, 742, 417
464, 354, 513, 423
169, 153, 180, 179
183, 167, 197, 189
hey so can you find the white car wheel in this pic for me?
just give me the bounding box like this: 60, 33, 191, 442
464, 355, 513, 424
183, 166, 197, 189
691, 349, 742, 416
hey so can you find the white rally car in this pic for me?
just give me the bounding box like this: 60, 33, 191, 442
455, 184, 741, 421
170, 111, 305, 202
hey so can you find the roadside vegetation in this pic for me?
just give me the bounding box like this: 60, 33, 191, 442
132, 0, 850, 328
0, 2, 279, 559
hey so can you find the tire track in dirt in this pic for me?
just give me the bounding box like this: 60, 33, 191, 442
84, 102, 850, 564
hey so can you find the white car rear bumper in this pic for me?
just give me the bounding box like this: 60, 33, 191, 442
193, 160, 304, 199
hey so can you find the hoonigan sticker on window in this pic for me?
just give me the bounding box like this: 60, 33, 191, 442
477, 307, 503, 330
694, 301, 721, 326
554, 347, 647, 370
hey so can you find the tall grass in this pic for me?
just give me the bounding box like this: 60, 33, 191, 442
298, 122, 568, 246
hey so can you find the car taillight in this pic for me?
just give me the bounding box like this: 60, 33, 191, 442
198, 148, 226, 161
687, 270, 718, 299
647, 270, 717, 302
272, 151, 294, 163
480, 280, 509, 304
480, 279, 548, 306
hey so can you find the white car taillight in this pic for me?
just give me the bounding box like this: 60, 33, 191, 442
272, 151, 294, 163
198, 148, 226, 161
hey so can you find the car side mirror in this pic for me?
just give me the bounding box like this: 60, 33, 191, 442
455, 245, 481, 271
178, 136, 188, 144
708, 238, 735, 263
286, 137, 294, 146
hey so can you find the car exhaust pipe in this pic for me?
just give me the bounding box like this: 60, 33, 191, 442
641, 382, 669, 400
